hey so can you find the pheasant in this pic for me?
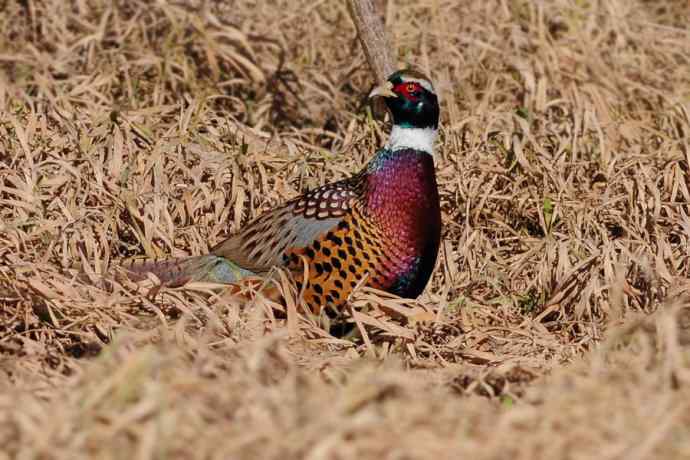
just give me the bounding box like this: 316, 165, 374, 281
123, 69, 442, 313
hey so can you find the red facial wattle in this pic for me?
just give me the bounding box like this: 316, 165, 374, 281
394, 82, 421, 101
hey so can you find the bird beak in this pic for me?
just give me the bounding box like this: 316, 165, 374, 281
368, 81, 396, 99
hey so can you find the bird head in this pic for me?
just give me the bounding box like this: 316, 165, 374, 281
369, 69, 439, 131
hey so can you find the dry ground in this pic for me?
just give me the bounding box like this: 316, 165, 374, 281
1, 0, 690, 458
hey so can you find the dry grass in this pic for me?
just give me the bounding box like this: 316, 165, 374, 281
1, 0, 690, 458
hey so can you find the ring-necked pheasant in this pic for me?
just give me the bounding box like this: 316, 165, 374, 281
123, 69, 442, 313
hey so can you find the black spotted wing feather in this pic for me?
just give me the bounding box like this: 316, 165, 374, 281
210, 174, 364, 275
292, 179, 358, 219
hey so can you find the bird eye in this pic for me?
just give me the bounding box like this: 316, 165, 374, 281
406, 83, 417, 93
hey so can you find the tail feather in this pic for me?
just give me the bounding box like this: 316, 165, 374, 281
113, 255, 295, 312
120, 255, 255, 287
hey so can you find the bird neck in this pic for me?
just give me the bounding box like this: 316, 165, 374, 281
386, 124, 437, 156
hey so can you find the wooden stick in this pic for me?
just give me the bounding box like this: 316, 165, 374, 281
347, 0, 396, 84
